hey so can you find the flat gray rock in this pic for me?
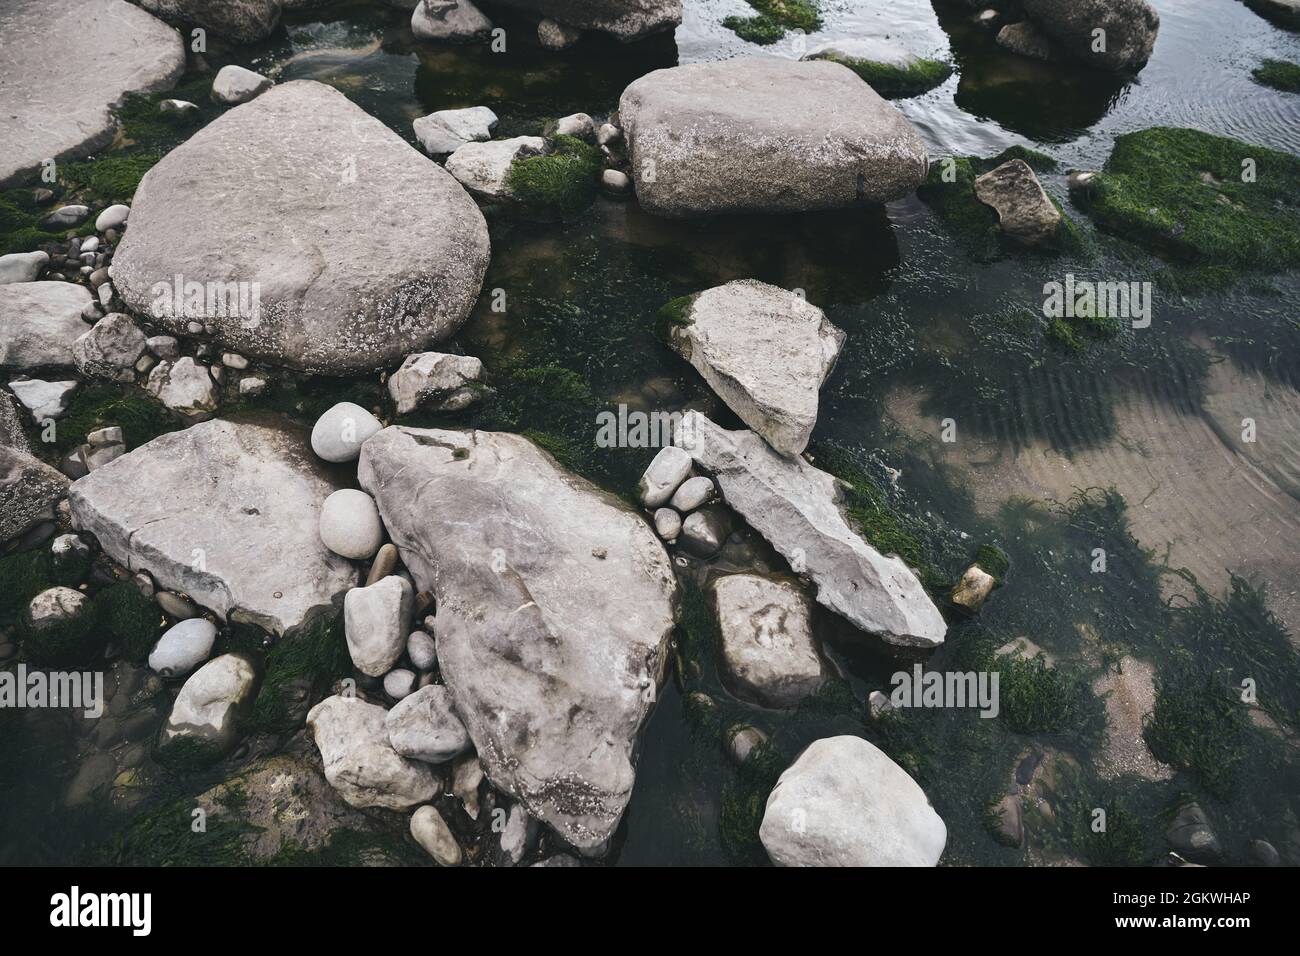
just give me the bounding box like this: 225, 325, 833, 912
619, 58, 928, 217
358, 426, 678, 852
444, 136, 548, 202
674, 411, 947, 649
68, 418, 356, 634
412, 105, 497, 156
974, 159, 1062, 245
111, 81, 490, 374
668, 280, 844, 456
486, 0, 679, 41
0, 444, 69, 544
712, 573, 826, 709
136, 0, 281, 43
760, 736, 947, 866
0, 0, 185, 188
0, 283, 95, 371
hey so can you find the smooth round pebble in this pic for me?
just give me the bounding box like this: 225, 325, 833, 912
653, 507, 681, 541
95, 204, 130, 232
148, 618, 217, 677
28, 587, 87, 628
670, 475, 715, 512
319, 488, 384, 560
384, 668, 417, 700
407, 630, 437, 671
311, 402, 382, 462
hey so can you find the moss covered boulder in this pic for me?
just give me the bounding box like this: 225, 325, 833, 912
802, 39, 952, 98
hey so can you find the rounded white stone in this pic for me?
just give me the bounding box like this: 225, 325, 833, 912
319, 488, 384, 560
384, 668, 417, 700
95, 204, 130, 232
148, 617, 217, 678
407, 629, 437, 671
311, 402, 383, 462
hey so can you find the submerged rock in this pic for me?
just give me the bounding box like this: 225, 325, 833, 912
760, 736, 947, 866
485, 0, 679, 41
666, 280, 844, 456
357, 426, 678, 852
801, 39, 952, 98
997, 21, 1056, 61
675, 412, 947, 648
619, 58, 928, 217
0, 283, 95, 371
712, 573, 826, 709
0, 0, 185, 189
111, 81, 490, 374
68, 418, 356, 635
1020, 0, 1159, 73
973, 159, 1063, 245
307, 695, 439, 810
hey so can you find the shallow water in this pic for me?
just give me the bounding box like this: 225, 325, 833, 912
5, 0, 1299, 866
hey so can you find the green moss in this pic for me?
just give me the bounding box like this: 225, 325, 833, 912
154, 735, 227, 772
973, 543, 1009, 582
1252, 58, 1300, 93
97, 582, 163, 664
995, 653, 1103, 738
0, 550, 55, 627
821, 56, 952, 98
89, 794, 258, 866
0, 192, 67, 257
242, 613, 351, 736
982, 145, 1058, 174
656, 294, 695, 327
723, 0, 821, 44
722, 15, 786, 45
1049, 765, 1158, 866
1081, 127, 1300, 275
42, 383, 180, 455
507, 135, 601, 221
719, 737, 785, 865
60, 154, 162, 204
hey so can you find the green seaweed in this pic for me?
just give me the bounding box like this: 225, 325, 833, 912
1252, 58, 1300, 93
507, 135, 602, 221
723, 0, 821, 45
242, 613, 351, 737
97, 582, 164, 664
37, 383, 180, 456
818, 55, 953, 98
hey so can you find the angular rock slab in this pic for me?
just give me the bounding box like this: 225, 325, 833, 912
670, 280, 844, 456
68, 418, 356, 634
486, 0, 680, 41
675, 412, 946, 648
0, 445, 69, 544
974, 159, 1062, 245
111, 81, 490, 374
0, 283, 96, 371
0, 0, 185, 189
712, 573, 826, 709
760, 736, 947, 866
619, 58, 928, 218
358, 426, 678, 852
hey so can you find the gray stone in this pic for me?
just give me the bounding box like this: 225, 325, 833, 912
452, 753, 484, 819
637, 445, 691, 508
307, 695, 439, 810
444, 136, 549, 202
675, 412, 947, 648
538, 18, 583, 50
94, 204, 130, 232
669, 475, 715, 512
319, 488, 384, 560
0, 445, 69, 543
149, 617, 218, 677
412, 106, 498, 156
385, 684, 472, 763
669, 280, 843, 456
679, 506, 729, 558
311, 402, 383, 463
487, 0, 679, 41
357, 426, 678, 852
28, 586, 88, 628
1165, 803, 1222, 864
388, 351, 485, 414
111, 81, 490, 374
760, 735, 947, 866
365, 542, 399, 586
974, 159, 1062, 245
499, 804, 538, 865
0, 0, 184, 189
136, 0, 281, 43
726, 724, 767, 765
155, 590, 198, 620
1020, 0, 1159, 72
144, 357, 220, 418
951, 564, 996, 612
211, 65, 271, 105
9, 378, 77, 421
410, 804, 461, 864
410, 0, 493, 43
652, 507, 681, 542
712, 573, 825, 708
600, 169, 632, 195
554, 112, 595, 141
383, 668, 417, 700
68, 418, 356, 634
160, 653, 258, 754
620, 58, 928, 217
344, 575, 413, 677
407, 629, 437, 670
996, 21, 1055, 61
802, 37, 926, 72
72, 312, 147, 382
0, 282, 95, 370
0, 251, 48, 284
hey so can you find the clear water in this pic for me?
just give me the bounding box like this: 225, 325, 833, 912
5, 0, 1299, 866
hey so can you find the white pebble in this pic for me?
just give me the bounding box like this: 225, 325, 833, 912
319, 488, 384, 560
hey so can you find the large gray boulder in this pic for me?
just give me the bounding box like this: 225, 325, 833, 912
307, 695, 439, 810
0, 445, 69, 544
1020, 0, 1159, 72
674, 411, 946, 648
0, 0, 185, 189
68, 418, 356, 634
357, 426, 678, 852
760, 736, 947, 866
485, 0, 679, 41
0, 283, 96, 371
135, 0, 282, 43
111, 81, 490, 374
667, 280, 844, 457
619, 58, 928, 218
